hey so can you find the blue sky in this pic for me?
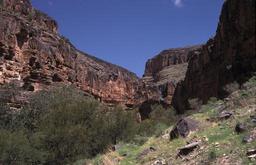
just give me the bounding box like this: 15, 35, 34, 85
31, 0, 223, 77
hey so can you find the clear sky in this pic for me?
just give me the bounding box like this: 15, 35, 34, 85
31, 0, 224, 77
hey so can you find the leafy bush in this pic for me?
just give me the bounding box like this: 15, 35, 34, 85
149, 104, 175, 125
0, 129, 47, 165
0, 103, 12, 129
0, 86, 139, 164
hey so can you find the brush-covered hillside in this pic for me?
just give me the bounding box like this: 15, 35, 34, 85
86, 76, 256, 165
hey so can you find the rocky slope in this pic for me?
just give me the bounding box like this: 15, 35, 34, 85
0, 0, 140, 106
88, 76, 256, 165
142, 46, 201, 105
172, 0, 256, 113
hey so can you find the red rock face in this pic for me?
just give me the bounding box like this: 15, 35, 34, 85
142, 46, 201, 105
0, 0, 139, 106
172, 0, 256, 113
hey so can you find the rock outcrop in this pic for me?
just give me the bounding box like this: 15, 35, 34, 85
142, 46, 201, 105
172, 0, 256, 113
0, 0, 139, 106
170, 117, 199, 140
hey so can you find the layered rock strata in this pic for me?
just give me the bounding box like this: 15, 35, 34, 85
142, 46, 201, 104
0, 0, 139, 106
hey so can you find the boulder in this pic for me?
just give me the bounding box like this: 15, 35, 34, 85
170, 118, 198, 140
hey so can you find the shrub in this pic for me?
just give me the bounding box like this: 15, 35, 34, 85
36, 98, 100, 163
149, 104, 176, 125
0, 103, 12, 129
0, 129, 47, 165
0, 82, 24, 131
0, 86, 140, 164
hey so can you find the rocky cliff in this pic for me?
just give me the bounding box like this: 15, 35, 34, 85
0, 0, 139, 106
172, 0, 256, 113
142, 46, 201, 105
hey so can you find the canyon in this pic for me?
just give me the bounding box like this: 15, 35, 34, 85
0, 0, 255, 114
0, 0, 255, 164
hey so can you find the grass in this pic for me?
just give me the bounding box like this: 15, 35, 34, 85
117, 143, 142, 165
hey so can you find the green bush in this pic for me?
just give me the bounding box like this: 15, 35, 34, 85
149, 104, 176, 125
136, 104, 174, 137
0, 129, 47, 165
0, 103, 12, 129
0, 86, 139, 164
0, 82, 25, 130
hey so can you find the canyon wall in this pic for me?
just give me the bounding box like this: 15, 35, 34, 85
142, 46, 201, 105
0, 0, 140, 106
172, 0, 256, 113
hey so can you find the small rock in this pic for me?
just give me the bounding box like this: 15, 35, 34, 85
247, 149, 256, 159
242, 135, 254, 143
218, 111, 233, 120
224, 98, 231, 102
252, 118, 256, 123
242, 129, 256, 143
112, 144, 122, 151
177, 141, 200, 157
152, 158, 166, 165
150, 146, 156, 151
137, 147, 156, 159
203, 136, 209, 142
162, 133, 170, 139
122, 153, 127, 157
214, 142, 220, 148
250, 115, 256, 123
52, 73, 63, 82
235, 123, 247, 133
